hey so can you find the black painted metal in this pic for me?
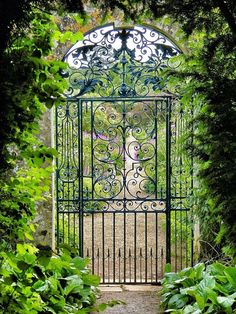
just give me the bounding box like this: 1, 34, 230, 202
56, 24, 193, 284
62, 24, 181, 98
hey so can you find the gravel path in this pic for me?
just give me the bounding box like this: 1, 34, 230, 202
96, 285, 163, 314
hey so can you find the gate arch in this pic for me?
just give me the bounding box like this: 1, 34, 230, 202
56, 23, 193, 284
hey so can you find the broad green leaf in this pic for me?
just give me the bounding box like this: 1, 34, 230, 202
208, 262, 225, 276
224, 268, 236, 288
72, 256, 88, 270
33, 280, 48, 292
195, 294, 205, 310
175, 277, 194, 287
17, 243, 26, 255
183, 304, 201, 314
168, 294, 188, 309
83, 274, 100, 286
163, 272, 180, 284
64, 282, 80, 296
24, 252, 36, 264
217, 295, 235, 308
205, 287, 217, 304
193, 263, 205, 280
180, 286, 197, 297
198, 275, 215, 291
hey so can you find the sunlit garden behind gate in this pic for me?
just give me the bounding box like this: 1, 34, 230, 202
0, 1, 236, 313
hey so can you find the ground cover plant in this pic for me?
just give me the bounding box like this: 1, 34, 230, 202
161, 262, 236, 313
0, 244, 118, 313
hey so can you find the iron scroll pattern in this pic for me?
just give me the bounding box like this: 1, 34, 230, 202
56, 98, 169, 213
62, 24, 181, 97
56, 102, 80, 214
84, 99, 167, 213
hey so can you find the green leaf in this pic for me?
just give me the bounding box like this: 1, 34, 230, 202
64, 282, 81, 296
24, 252, 36, 264
17, 260, 30, 270
72, 256, 88, 270
208, 262, 225, 276
224, 268, 236, 288
83, 274, 100, 286
33, 280, 48, 292
98, 303, 107, 311
165, 263, 172, 273
168, 294, 189, 309
17, 243, 26, 255
193, 263, 205, 280
217, 295, 235, 308
195, 294, 205, 310
183, 304, 201, 314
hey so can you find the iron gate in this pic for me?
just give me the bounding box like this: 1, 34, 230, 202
55, 24, 193, 284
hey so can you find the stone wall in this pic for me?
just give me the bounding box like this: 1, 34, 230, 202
34, 108, 54, 247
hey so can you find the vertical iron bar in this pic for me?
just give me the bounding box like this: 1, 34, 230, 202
124, 211, 126, 283
185, 210, 188, 268
102, 212, 105, 283
161, 247, 164, 276
155, 100, 158, 199
92, 212, 95, 274
113, 212, 116, 283
78, 99, 84, 257
66, 103, 70, 245
166, 97, 172, 264
122, 99, 126, 283
134, 212, 137, 283
118, 248, 121, 283
97, 248, 100, 279
155, 213, 158, 281
62, 212, 65, 244
175, 209, 177, 272
145, 212, 148, 283
108, 248, 110, 283
129, 248, 132, 282
55, 105, 60, 250
140, 248, 142, 283
190, 106, 194, 267
150, 248, 153, 282
91, 100, 94, 200
180, 107, 183, 269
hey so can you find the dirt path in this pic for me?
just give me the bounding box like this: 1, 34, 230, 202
96, 285, 163, 314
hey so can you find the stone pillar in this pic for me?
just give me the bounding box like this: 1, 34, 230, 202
34, 108, 54, 247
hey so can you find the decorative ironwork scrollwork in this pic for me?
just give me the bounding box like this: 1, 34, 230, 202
62, 24, 181, 97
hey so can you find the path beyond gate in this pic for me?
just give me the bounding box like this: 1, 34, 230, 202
55, 24, 193, 284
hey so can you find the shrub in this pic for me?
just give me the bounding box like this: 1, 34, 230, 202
0, 244, 117, 313
161, 262, 236, 313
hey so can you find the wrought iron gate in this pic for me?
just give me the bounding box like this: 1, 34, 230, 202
55, 24, 193, 284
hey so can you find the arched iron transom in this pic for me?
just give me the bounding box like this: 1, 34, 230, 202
62, 24, 181, 97
56, 24, 193, 284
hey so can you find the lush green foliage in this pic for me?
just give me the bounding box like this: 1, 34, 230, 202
168, 23, 236, 259
94, 0, 236, 260
0, 0, 85, 56
161, 262, 236, 313
0, 244, 117, 313
0, 10, 68, 245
